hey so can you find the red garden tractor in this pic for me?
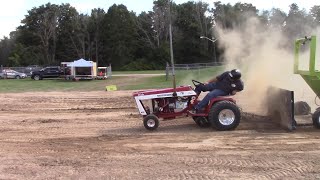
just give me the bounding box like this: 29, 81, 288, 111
133, 80, 241, 131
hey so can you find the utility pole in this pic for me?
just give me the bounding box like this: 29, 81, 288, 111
168, 0, 176, 96
213, 41, 216, 63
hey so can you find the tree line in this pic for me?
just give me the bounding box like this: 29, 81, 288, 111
0, 1, 319, 70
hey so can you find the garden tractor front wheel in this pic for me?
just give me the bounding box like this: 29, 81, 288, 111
143, 114, 159, 131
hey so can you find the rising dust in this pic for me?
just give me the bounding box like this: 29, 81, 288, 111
216, 17, 320, 114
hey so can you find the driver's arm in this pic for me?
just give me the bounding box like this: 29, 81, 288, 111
206, 77, 218, 84
231, 90, 238, 95
206, 72, 227, 84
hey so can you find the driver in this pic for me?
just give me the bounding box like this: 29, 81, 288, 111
190, 69, 244, 114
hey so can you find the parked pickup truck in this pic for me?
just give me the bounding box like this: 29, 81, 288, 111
31, 66, 63, 80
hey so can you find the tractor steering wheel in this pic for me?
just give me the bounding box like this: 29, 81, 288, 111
192, 80, 204, 87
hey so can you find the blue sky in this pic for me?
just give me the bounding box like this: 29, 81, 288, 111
0, 0, 318, 39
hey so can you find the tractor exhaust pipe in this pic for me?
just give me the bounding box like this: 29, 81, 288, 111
169, 24, 176, 97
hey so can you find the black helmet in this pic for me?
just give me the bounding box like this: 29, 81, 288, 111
229, 69, 241, 80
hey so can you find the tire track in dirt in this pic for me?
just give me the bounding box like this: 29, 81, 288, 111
166, 172, 215, 180
0, 90, 320, 179
0, 108, 130, 113
179, 156, 315, 179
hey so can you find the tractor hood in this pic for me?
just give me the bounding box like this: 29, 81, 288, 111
133, 86, 194, 97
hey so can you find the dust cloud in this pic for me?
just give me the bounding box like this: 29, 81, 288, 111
215, 17, 320, 114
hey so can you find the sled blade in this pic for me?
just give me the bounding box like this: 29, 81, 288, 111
266, 86, 296, 131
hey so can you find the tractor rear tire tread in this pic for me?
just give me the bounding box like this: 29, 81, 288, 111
192, 116, 210, 128
294, 101, 311, 115
208, 100, 241, 131
312, 109, 320, 129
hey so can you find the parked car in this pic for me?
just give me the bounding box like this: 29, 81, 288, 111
1, 69, 27, 79
25, 65, 42, 76
31, 66, 63, 80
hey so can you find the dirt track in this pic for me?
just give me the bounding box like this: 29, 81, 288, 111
0, 91, 319, 179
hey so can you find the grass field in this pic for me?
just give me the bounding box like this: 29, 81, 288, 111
0, 67, 224, 93
112, 70, 165, 74
123, 66, 225, 90
0, 77, 127, 93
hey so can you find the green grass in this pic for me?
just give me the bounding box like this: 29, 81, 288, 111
123, 66, 225, 90
0, 77, 125, 93
112, 70, 165, 75
0, 67, 224, 93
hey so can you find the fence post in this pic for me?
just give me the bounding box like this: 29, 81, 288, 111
165, 62, 169, 81
0, 65, 3, 79
110, 64, 112, 78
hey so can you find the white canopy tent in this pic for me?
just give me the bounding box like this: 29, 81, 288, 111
66, 59, 96, 80
67, 59, 94, 67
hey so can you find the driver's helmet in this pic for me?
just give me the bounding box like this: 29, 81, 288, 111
229, 69, 241, 80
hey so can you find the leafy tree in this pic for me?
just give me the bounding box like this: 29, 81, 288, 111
101, 4, 139, 70
213, 1, 258, 29
283, 3, 312, 39
55, 3, 82, 62
0, 36, 14, 66
20, 3, 60, 65
174, 1, 215, 63
310, 5, 320, 26
269, 8, 287, 29
0, 1, 319, 70
88, 8, 105, 67
152, 0, 172, 47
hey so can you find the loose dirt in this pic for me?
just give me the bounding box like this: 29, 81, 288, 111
0, 90, 319, 179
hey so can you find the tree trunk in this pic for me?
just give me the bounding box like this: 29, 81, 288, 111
96, 37, 98, 67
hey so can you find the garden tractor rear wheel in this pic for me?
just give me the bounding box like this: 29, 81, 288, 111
312, 109, 320, 129
193, 116, 210, 128
208, 101, 241, 131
